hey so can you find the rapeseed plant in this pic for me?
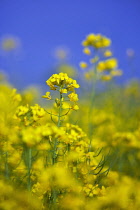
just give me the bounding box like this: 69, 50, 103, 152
1, 33, 140, 210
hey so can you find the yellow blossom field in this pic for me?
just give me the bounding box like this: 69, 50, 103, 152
1, 33, 140, 210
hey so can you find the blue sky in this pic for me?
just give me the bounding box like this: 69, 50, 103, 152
0, 0, 140, 88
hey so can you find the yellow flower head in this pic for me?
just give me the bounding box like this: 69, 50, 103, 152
79, 62, 88, 69
82, 33, 111, 48
105, 58, 118, 69
111, 70, 123, 76
83, 47, 91, 55
97, 58, 118, 72
68, 92, 79, 102
42, 92, 51, 100
46, 73, 80, 92
104, 50, 112, 57
101, 74, 112, 81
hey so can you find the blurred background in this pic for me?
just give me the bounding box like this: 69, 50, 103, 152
0, 0, 140, 88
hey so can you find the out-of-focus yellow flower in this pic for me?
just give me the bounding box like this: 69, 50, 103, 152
37, 143, 51, 150
11, 88, 22, 102
39, 166, 76, 190
16, 105, 29, 116
84, 71, 95, 80
104, 49, 112, 57
71, 104, 79, 110
2, 38, 17, 51
82, 33, 111, 48
31, 104, 46, 119
101, 74, 112, 81
97, 58, 118, 71
54, 47, 69, 60
83, 47, 91, 55
111, 69, 123, 76
105, 58, 118, 69
79, 62, 88, 69
97, 61, 106, 71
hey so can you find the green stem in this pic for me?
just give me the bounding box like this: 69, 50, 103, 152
88, 62, 98, 150
27, 148, 32, 191
57, 91, 63, 127
50, 89, 63, 205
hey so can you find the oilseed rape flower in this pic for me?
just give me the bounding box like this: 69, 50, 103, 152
1, 37, 18, 51
43, 73, 80, 128
68, 92, 79, 102
15, 104, 46, 124
111, 69, 123, 76
79, 61, 88, 68
71, 104, 79, 110
42, 91, 51, 100
104, 49, 112, 57
97, 58, 118, 71
101, 74, 112, 81
16, 105, 29, 116
46, 72, 80, 91
83, 47, 91, 55
80, 33, 122, 83
82, 33, 111, 48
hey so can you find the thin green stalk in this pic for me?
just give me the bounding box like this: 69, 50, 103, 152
51, 89, 63, 205
27, 148, 32, 191
57, 90, 63, 127
88, 62, 98, 151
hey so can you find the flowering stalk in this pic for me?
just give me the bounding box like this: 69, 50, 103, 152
88, 55, 98, 151
57, 87, 63, 127
27, 148, 32, 191
24, 147, 32, 191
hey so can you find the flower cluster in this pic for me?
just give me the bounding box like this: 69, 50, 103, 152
82, 33, 111, 48
43, 73, 80, 113
80, 33, 122, 81
46, 72, 79, 92
15, 104, 46, 125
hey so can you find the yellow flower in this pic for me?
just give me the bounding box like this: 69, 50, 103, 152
82, 33, 111, 48
60, 89, 67, 94
16, 105, 29, 116
83, 47, 91, 55
79, 62, 88, 69
111, 70, 123, 76
104, 50, 112, 57
84, 71, 94, 80
46, 73, 79, 92
42, 92, 51, 100
101, 37, 111, 47
97, 61, 106, 71
86, 34, 97, 43
71, 104, 79, 110
2, 37, 17, 51
105, 58, 118, 69
68, 92, 79, 102
101, 74, 112, 81
97, 58, 118, 72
